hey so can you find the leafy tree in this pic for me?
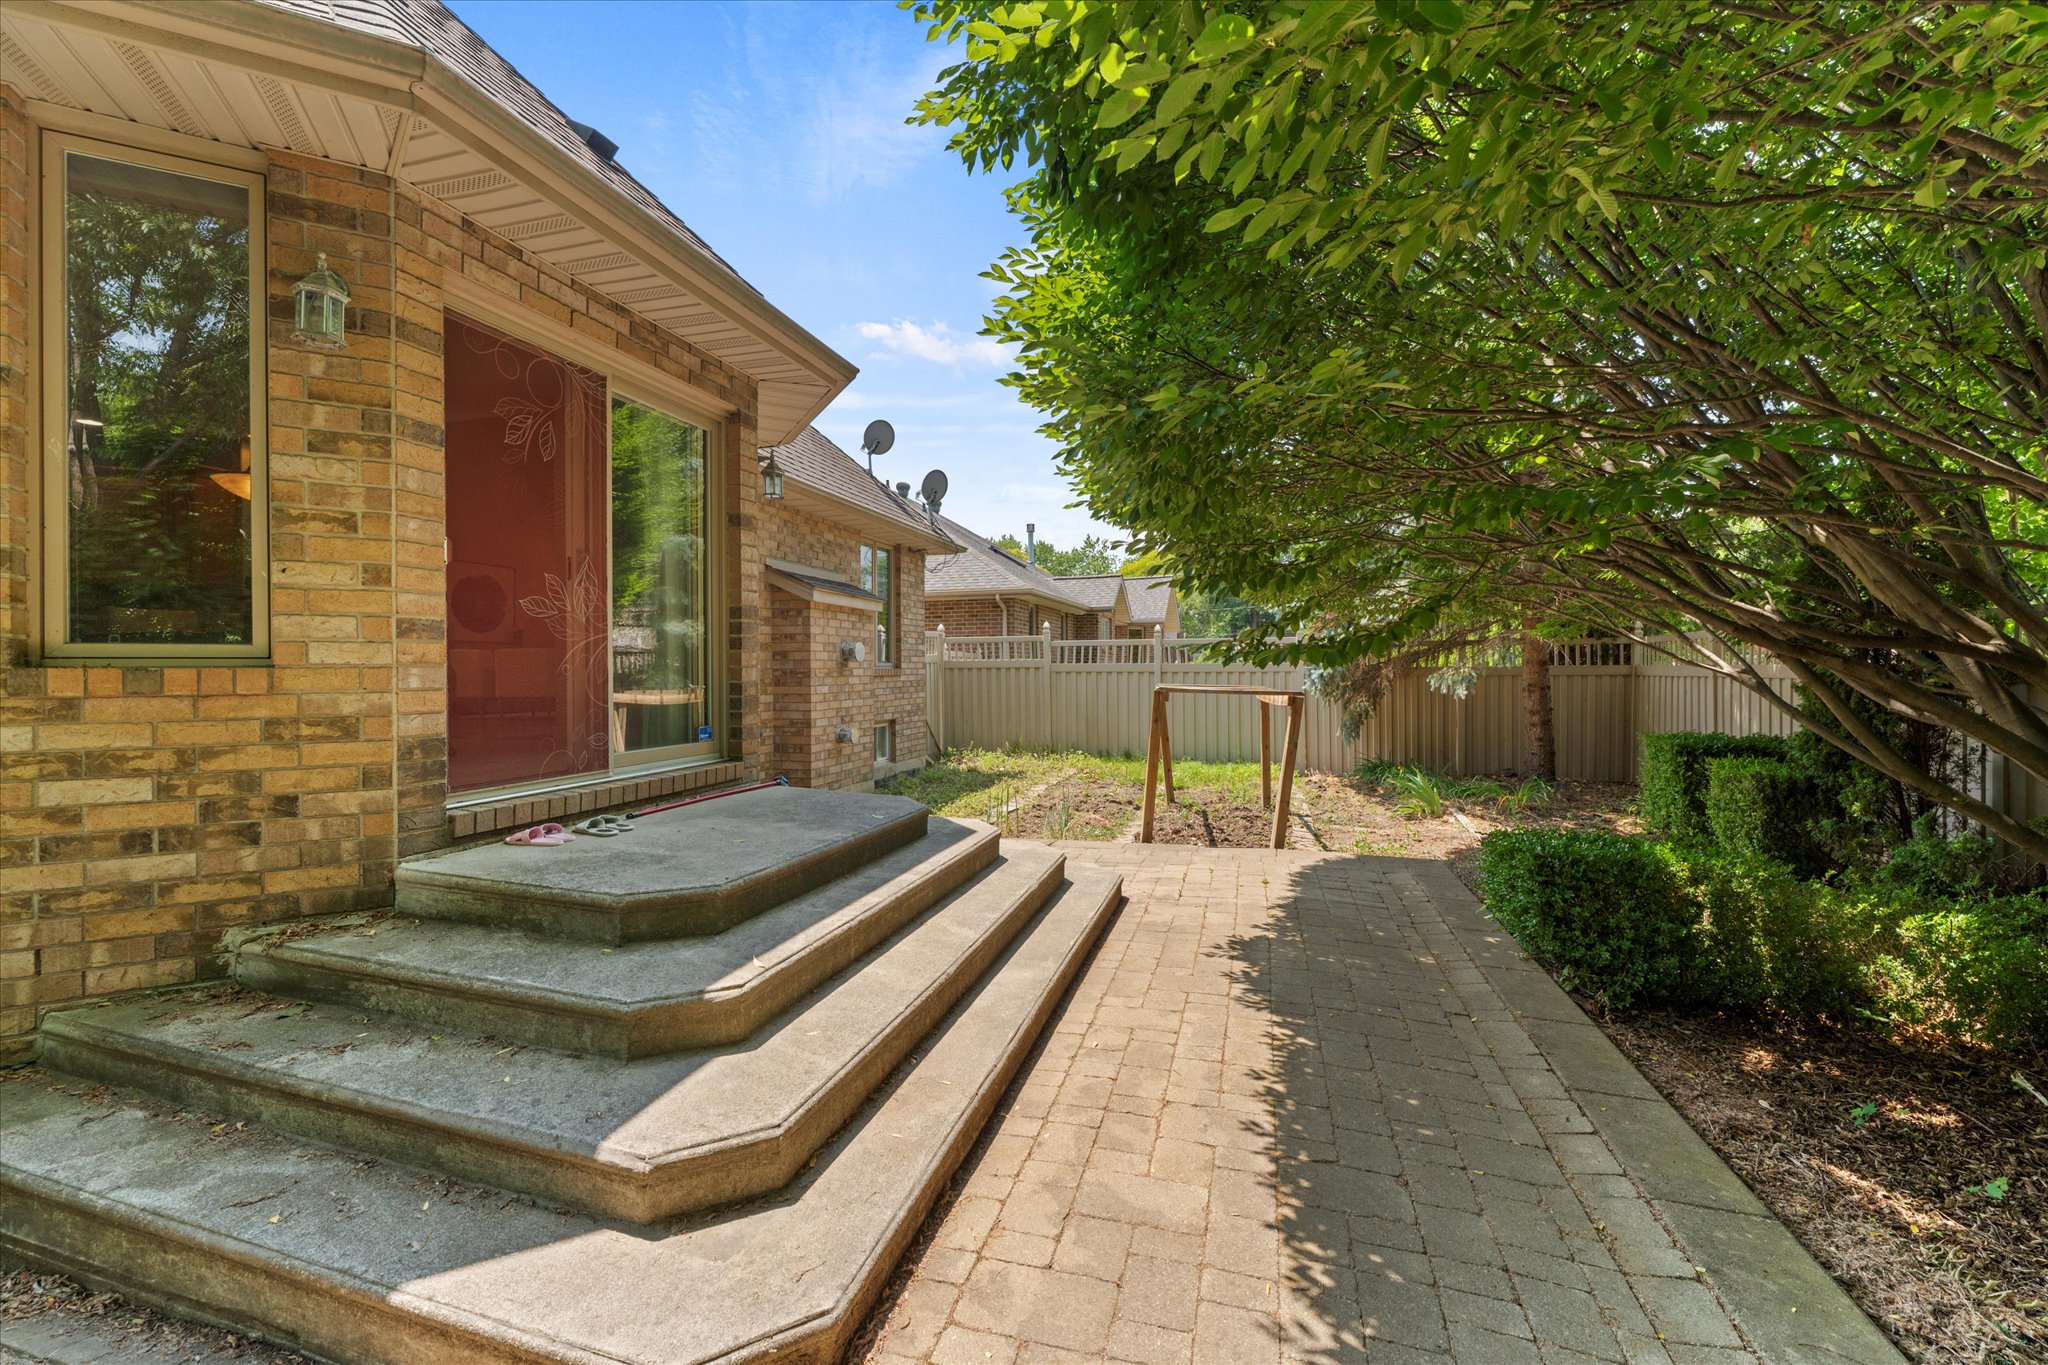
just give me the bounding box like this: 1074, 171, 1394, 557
914, 0, 2048, 862
992, 530, 1123, 576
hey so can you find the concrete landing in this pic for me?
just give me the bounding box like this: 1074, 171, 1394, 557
238, 821, 999, 1057
41, 849, 1069, 1223
0, 866, 1126, 1365
397, 786, 929, 942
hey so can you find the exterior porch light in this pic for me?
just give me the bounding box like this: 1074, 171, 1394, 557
759, 448, 786, 500
210, 435, 253, 500
290, 252, 350, 349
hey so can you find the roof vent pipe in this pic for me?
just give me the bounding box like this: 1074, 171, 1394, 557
896, 481, 912, 498
1026, 524, 1036, 567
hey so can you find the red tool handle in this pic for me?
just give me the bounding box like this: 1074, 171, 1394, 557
628, 775, 788, 820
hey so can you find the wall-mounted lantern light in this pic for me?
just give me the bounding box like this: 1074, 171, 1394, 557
291, 252, 350, 349
210, 435, 253, 500
759, 447, 786, 500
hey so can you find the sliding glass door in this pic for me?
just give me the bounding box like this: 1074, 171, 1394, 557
609, 395, 713, 762
443, 314, 718, 794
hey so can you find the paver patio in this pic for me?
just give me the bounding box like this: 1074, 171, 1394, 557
859, 844, 1906, 1365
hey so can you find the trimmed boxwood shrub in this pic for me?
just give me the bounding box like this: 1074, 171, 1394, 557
1703, 757, 1828, 876
1478, 830, 1698, 1008
1672, 847, 1874, 1017
1870, 896, 2048, 1049
1638, 732, 1793, 842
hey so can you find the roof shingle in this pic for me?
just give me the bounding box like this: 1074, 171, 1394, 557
925, 517, 1094, 610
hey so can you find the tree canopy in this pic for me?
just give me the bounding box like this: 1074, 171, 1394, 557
913, 0, 2048, 860
992, 530, 1124, 575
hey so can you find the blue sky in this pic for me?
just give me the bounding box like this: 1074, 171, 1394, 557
448, 0, 1117, 551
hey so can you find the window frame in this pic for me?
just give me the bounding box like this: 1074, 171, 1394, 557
38, 130, 271, 662
606, 386, 725, 770
861, 543, 895, 666
873, 721, 894, 766
436, 294, 732, 806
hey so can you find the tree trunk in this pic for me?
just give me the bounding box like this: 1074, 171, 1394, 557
1522, 622, 1557, 781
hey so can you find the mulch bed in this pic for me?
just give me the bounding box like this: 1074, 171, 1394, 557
1596, 1009, 2048, 1364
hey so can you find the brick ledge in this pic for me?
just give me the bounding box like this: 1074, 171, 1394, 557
446, 761, 747, 842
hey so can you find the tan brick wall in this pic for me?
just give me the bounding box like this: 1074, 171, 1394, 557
760, 501, 927, 789
926, 596, 1090, 640
1, 122, 765, 1060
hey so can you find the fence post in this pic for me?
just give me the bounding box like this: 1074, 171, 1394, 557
1041, 623, 1055, 749
931, 625, 946, 753
1151, 625, 1165, 757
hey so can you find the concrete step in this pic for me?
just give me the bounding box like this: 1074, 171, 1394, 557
235, 819, 1000, 1058
396, 785, 929, 943
40, 847, 1069, 1224
1, 861, 1123, 1365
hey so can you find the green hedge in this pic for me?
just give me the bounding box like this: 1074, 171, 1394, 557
1673, 847, 1873, 1017
1703, 757, 1828, 876
1638, 732, 1794, 842
1478, 830, 1698, 1008
1871, 897, 2048, 1049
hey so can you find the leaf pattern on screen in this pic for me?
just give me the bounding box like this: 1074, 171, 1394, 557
519, 554, 606, 674
493, 397, 558, 463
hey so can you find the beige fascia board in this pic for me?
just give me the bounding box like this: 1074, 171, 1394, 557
926, 586, 1091, 614
780, 481, 957, 556
32, 1, 856, 440
764, 568, 885, 614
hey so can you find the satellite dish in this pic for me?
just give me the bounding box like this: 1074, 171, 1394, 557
919, 469, 949, 516
862, 420, 895, 457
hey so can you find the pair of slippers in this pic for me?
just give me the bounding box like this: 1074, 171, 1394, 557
501, 815, 633, 847
504, 822, 574, 847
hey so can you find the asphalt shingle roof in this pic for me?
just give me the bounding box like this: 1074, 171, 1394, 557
763, 427, 959, 549
1051, 574, 1125, 612
925, 516, 1093, 611
1122, 576, 1175, 624
255, 0, 750, 286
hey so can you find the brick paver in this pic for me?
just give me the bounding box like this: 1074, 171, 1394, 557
860, 846, 1802, 1365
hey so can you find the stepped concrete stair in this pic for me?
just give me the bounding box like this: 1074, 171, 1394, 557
3, 787, 1124, 1363
395, 785, 931, 943
0, 859, 1124, 1365
41, 844, 1069, 1222
233, 820, 1002, 1057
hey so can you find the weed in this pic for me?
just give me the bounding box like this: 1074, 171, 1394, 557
1849, 1101, 1878, 1127
1964, 1175, 2010, 1200
1389, 767, 1450, 818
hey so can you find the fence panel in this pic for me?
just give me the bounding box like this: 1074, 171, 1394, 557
923, 634, 2046, 828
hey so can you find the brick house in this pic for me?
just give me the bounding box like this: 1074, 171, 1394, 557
757, 426, 957, 789
922, 512, 1099, 638
1054, 572, 1182, 639
0, 0, 944, 1059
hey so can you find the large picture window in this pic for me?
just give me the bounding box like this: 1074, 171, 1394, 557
43, 137, 266, 655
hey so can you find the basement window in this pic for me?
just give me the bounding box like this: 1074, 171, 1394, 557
873, 722, 894, 765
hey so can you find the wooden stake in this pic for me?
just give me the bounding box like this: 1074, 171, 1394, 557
1271, 694, 1303, 849
1140, 688, 1163, 843
1259, 701, 1273, 811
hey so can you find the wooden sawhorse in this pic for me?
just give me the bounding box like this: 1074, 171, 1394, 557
1140, 684, 1305, 850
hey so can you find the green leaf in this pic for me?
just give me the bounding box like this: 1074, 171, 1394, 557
1155, 69, 1209, 123
1191, 14, 1257, 62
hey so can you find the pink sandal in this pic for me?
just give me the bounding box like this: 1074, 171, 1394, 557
504, 822, 575, 847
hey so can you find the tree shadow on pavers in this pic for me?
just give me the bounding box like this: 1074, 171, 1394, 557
1212, 855, 1497, 1364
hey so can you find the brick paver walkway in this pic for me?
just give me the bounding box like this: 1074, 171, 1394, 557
859, 845, 1900, 1365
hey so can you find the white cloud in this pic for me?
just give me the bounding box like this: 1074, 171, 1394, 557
856, 320, 1014, 369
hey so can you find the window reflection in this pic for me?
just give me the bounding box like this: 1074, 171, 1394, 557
610, 397, 710, 753
63, 153, 253, 645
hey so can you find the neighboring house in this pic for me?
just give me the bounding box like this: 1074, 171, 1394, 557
1055, 572, 1181, 639
757, 426, 958, 788
923, 514, 1099, 638
0, 0, 936, 1056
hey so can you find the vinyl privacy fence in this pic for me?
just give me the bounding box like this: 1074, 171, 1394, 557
924, 629, 2048, 825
